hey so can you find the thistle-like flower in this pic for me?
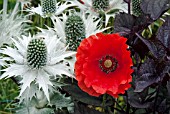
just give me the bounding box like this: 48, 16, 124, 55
0, 9, 29, 66
51, 11, 108, 50
0, 33, 76, 101
69, 0, 128, 26
28, 0, 75, 17
51, 11, 108, 74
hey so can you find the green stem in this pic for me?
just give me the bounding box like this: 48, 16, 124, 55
102, 94, 107, 112
40, 16, 43, 28
115, 98, 125, 112
114, 98, 117, 114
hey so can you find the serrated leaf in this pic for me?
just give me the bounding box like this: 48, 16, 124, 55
114, 13, 152, 36
135, 59, 160, 92
147, 40, 167, 59
141, 0, 170, 20
157, 16, 170, 50
19, 83, 37, 103
114, 13, 135, 35
50, 92, 73, 109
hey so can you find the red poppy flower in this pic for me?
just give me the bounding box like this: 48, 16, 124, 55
75, 33, 133, 97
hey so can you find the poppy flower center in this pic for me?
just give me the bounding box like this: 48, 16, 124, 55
104, 60, 112, 68
99, 55, 118, 74
92, 0, 109, 11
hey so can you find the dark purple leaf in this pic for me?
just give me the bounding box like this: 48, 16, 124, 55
114, 13, 135, 35
63, 80, 113, 107
136, 33, 167, 59
157, 16, 170, 50
157, 99, 167, 113
134, 59, 160, 92
114, 13, 152, 36
141, 0, 170, 20
127, 89, 152, 108
132, 39, 149, 59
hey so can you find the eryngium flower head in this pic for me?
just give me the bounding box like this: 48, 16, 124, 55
41, 0, 56, 16
29, 1, 75, 18
0, 33, 76, 101
51, 11, 108, 48
92, 0, 109, 11
132, 0, 143, 16
69, 0, 128, 26
65, 14, 86, 51
26, 38, 47, 69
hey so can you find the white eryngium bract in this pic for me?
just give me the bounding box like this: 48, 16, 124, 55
0, 33, 76, 101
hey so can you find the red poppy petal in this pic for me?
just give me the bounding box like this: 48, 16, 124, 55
78, 81, 101, 96
75, 33, 133, 97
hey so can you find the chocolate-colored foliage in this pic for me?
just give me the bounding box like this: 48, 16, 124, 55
141, 0, 170, 20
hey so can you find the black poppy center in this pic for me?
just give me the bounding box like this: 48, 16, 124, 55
99, 55, 118, 74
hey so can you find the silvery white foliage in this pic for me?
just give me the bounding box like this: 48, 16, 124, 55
0, 10, 29, 47
49, 91, 73, 109
69, 0, 128, 26
17, 107, 53, 114
19, 83, 38, 104
16, 90, 73, 114
36, 26, 65, 47
0, 33, 76, 101
28, 1, 75, 18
